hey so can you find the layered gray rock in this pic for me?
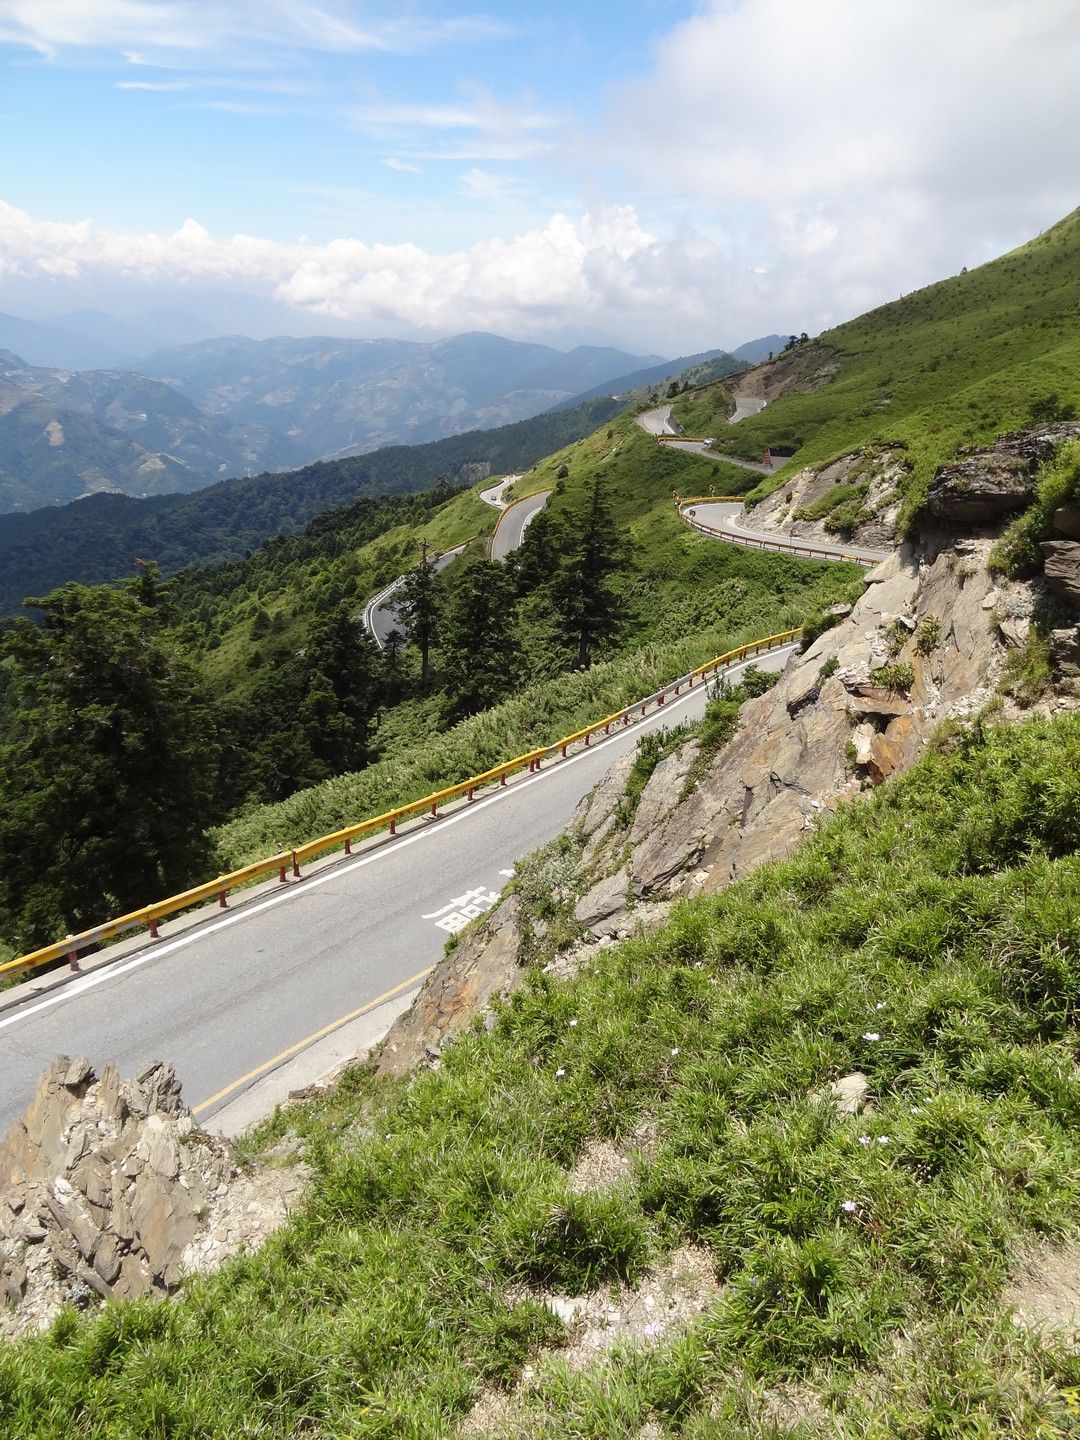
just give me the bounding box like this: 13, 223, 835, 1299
923, 423, 1080, 525
1041, 541, 1080, 607
1, 1057, 307, 1337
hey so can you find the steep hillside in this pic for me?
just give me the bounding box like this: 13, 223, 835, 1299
142, 331, 660, 459
3, 707, 1076, 1434
0, 353, 300, 513
672, 209, 1080, 528
0, 395, 625, 614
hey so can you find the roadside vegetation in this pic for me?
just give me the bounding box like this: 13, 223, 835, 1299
671, 208, 1080, 530
2, 712, 1077, 1437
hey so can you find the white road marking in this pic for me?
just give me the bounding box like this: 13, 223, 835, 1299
422, 885, 500, 933
0, 649, 792, 1036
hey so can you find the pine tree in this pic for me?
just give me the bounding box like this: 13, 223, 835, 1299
0, 577, 218, 948
550, 478, 624, 669
399, 542, 441, 689
441, 558, 520, 718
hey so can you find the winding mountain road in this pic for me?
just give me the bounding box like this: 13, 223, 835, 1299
0, 647, 794, 1136
490, 489, 551, 561
363, 544, 467, 648
636, 406, 888, 566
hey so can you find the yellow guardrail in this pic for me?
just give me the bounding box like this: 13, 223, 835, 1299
0, 630, 801, 985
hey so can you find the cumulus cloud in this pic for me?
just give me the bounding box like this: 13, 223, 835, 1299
0, 200, 731, 347
598, 0, 1080, 330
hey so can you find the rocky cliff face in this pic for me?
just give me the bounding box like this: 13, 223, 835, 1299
377, 428, 1079, 1068
741, 445, 905, 551
0, 1057, 307, 1337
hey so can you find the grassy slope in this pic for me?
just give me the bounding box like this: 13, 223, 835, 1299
673, 209, 1080, 525
0, 395, 625, 617
211, 406, 860, 862
5, 714, 1078, 1437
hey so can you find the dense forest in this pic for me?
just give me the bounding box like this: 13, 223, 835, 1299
0, 395, 624, 614
0, 476, 632, 951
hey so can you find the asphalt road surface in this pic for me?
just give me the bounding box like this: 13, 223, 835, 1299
0, 647, 795, 1134
684, 502, 889, 566
363, 544, 466, 648
635, 406, 783, 474
490, 490, 551, 561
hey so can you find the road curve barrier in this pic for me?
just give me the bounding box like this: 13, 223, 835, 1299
0, 630, 802, 985
678, 501, 881, 569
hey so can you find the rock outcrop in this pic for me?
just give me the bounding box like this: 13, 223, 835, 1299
746, 446, 905, 551
1, 1057, 307, 1337
923, 424, 1080, 525
374, 427, 1080, 1077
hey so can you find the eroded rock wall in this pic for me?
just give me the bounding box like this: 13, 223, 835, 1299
0, 1057, 307, 1337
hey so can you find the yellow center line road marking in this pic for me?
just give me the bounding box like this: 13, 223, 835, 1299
191, 966, 434, 1116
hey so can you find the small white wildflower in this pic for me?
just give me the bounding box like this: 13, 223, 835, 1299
841, 1200, 858, 1214
862, 1032, 880, 1042
875, 1002, 886, 1011
643, 1321, 663, 1338
877, 1135, 891, 1146
555, 1067, 566, 1079
568, 1019, 578, 1028
910, 1105, 922, 1114
670, 1047, 680, 1058
858, 1135, 872, 1146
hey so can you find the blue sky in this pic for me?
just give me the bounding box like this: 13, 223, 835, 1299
1, 1, 1078, 352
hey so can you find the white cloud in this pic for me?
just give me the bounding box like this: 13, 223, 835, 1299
382, 157, 421, 174
0, 1, 510, 63
0, 199, 731, 348
599, 0, 1080, 331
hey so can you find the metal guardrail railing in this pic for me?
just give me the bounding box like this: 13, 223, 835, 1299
0, 630, 801, 985
678, 503, 880, 568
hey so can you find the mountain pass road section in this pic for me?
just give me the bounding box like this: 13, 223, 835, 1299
0, 648, 794, 1134
490, 490, 551, 562
363, 544, 466, 648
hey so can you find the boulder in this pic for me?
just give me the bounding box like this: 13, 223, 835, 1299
1049, 627, 1080, 677
574, 868, 629, 936
1052, 505, 1080, 540
1040, 541, 1080, 608
924, 424, 1080, 525
376, 896, 522, 1080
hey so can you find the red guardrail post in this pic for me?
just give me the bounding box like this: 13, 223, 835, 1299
217, 890, 228, 909
343, 838, 352, 855
278, 862, 287, 883
66, 940, 80, 973
292, 852, 301, 879
148, 915, 160, 939
467, 786, 475, 801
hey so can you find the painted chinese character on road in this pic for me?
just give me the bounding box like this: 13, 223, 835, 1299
422, 885, 500, 934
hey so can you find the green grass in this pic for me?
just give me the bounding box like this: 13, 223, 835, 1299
672, 208, 1080, 531
212, 580, 840, 868
3, 713, 1077, 1437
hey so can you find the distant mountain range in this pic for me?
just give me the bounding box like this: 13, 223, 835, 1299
0, 329, 666, 513
137, 332, 663, 460
0, 352, 301, 513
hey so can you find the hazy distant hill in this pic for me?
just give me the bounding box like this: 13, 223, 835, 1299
731, 334, 788, 364
141, 331, 660, 459
0, 393, 624, 610
0, 311, 135, 372
0, 352, 301, 513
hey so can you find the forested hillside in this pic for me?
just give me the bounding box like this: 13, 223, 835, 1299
0, 395, 624, 615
